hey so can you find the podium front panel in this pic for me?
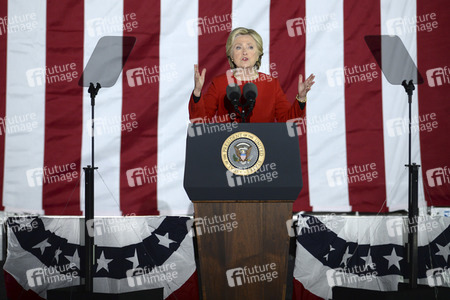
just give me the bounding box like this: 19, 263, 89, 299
184, 123, 302, 201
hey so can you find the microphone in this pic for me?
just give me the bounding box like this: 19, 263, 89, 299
243, 82, 258, 102
243, 83, 257, 115
226, 83, 241, 110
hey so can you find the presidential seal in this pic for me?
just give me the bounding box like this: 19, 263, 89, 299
221, 131, 265, 175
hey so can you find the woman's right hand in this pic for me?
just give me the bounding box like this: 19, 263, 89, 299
194, 64, 206, 97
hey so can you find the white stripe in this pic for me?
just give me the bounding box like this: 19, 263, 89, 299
305, 0, 351, 211
310, 215, 404, 246
158, 0, 198, 215
232, 0, 271, 71
81, 0, 124, 216
3, 0, 47, 214
380, 0, 424, 211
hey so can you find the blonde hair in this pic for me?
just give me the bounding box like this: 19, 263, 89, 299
226, 27, 264, 70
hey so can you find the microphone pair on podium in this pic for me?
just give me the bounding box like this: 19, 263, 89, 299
226, 83, 258, 122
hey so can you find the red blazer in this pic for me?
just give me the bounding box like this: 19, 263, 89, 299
189, 73, 305, 123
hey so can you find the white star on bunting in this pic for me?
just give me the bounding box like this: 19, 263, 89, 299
340, 246, 353, 267
32, 238, 51, 255
96, 251, 113, 273
361, 248, 374, 268
435, 242, 450, 263
64, 249, 80, 269
297, 216, 311, 231
155, 232, 176, 248
54, 248, 62, 264
383, 248, 403, 271
324, 245, 335, 261
126, 249, 140, 269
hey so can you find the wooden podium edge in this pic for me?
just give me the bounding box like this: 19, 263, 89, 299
192, 200, 294, 300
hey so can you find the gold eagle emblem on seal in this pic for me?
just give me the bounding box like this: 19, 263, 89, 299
221, 131, 265, 176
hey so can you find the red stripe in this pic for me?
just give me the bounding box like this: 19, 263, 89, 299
4, 271, 44, 300
42, 0, 84, 215
343, 0, 387, 212
198, 1, 233, 88
166, 271, 200, 300
0, 2, 6, 210
293, 278, 324, 300
121, 1, 161, 215
270, 0, 312, 211
417, 0, 450, 206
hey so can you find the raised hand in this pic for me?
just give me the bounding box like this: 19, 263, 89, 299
194, 64, 206, 97
297, 74, 315, 101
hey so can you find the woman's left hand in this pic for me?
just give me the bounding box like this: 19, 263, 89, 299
297, 74, 315, 101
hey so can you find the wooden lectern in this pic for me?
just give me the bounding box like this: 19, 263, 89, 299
184, 123, 302, 300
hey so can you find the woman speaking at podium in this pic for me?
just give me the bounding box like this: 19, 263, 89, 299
189, 27, 315, 123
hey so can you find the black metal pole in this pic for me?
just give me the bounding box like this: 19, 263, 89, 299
410, 163, 419, 288
83, 165, 94, 292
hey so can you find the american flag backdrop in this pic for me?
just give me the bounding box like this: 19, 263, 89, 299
0, 0, 448, 217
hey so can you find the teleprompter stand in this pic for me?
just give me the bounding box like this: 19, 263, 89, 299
332, 35, 449, 299
84, 81, 100, 292
365, 34, 424, 290
47, 36, 161, 299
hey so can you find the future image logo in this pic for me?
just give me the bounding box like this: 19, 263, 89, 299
226, 263, 278, 288
286, 13, 338, 37
326, 264, 377, 287
426, 167, 450, 187
326, 163, 378, 187
186, 13, 234, 37
26, 263, 78, 287
126, 164, 178, 187
386, 13, 438, 36
186, 214, 238, 237
126, 263, 178, 287
427, 267, 450, 287
426, 67, 449, 87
